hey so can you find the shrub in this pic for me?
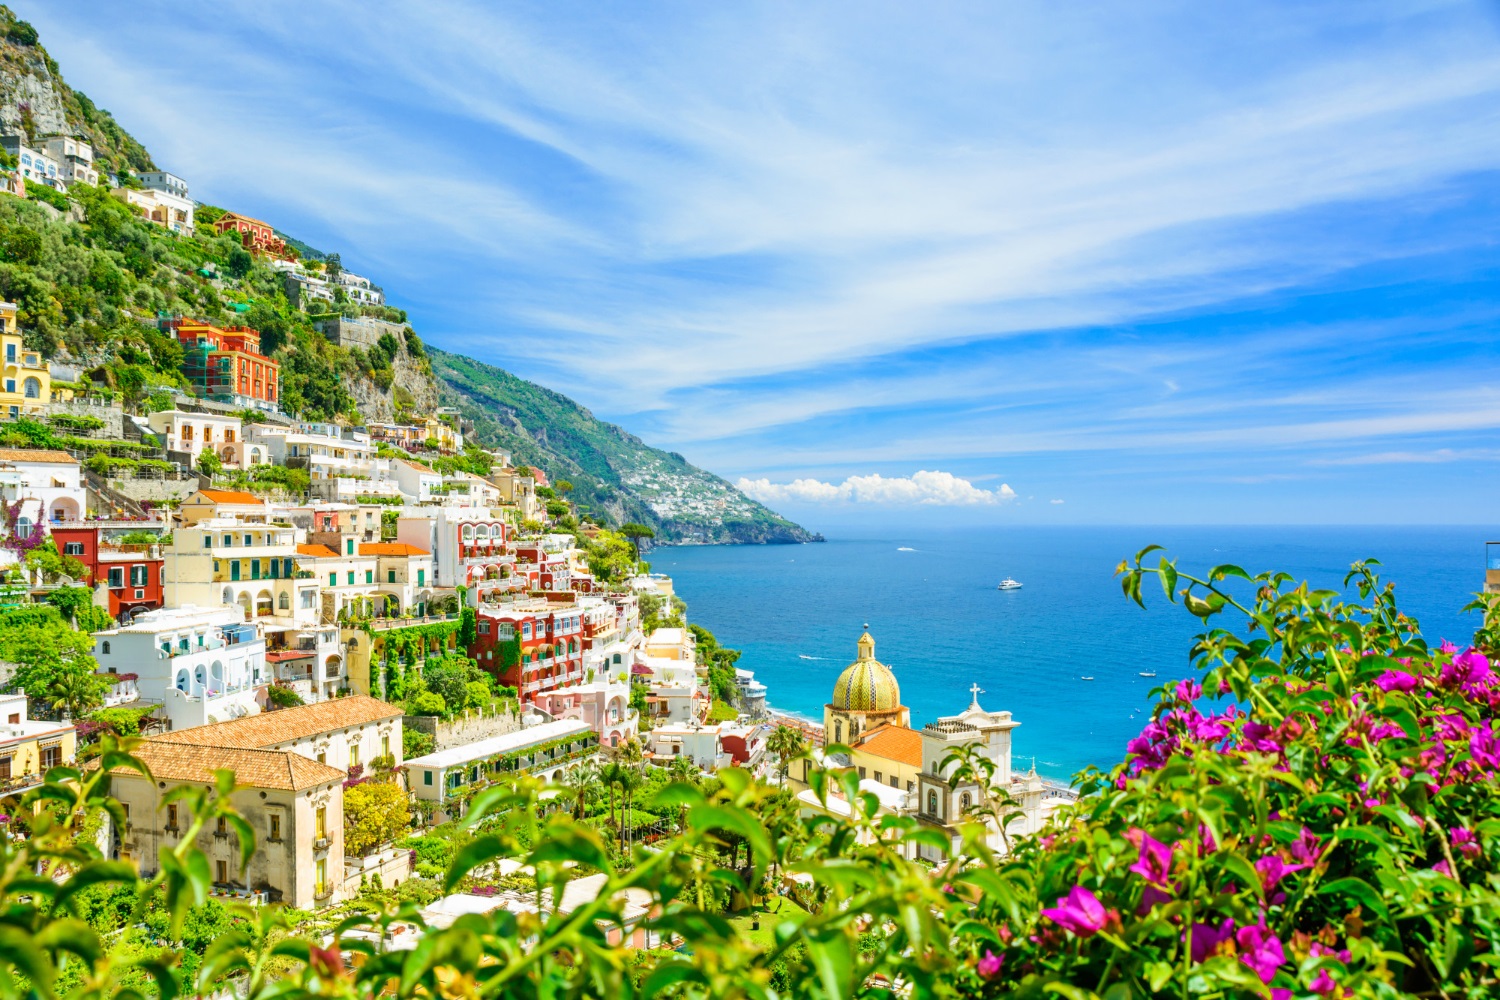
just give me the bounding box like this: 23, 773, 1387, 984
26, 183, 69, 211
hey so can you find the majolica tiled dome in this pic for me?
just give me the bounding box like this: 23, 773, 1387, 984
831, 630, 901, 712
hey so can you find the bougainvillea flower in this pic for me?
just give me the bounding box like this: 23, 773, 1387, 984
976, 950, 1003, 980
1308, 972, 1338, 998
1374, 670, 1419, 692
1441, 650, 1492, 692
1187, 918, 1235, 963
1040, 886, 1109, 937
1451, 827, 1481, 859
1254, 855, 1308, 892
1432, 859, 1453, 877
1175, 678, 1203, 702
1289, 828, 1324, 866
1127, 829, 1175, 887
1241, 721, 1284, 754
1136, 885, 1172, 915
1236, 922, 1286, 984
1469, 724, 1500, 769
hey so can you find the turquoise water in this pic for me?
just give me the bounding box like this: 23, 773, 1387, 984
649, 526, 1489, 782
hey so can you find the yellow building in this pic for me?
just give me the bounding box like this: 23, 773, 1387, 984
0, 302, 49, 419
793, 629, 920, 792
0, 691, 76, 802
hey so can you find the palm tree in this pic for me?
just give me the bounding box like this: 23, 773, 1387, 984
564, 762, 597, 819
600, 761, 628, 832
667, 754, 699, 831
767, 725, 808, 783
617, 735, 645, 770
617, 768, 645, 848
45, 664, 104, 721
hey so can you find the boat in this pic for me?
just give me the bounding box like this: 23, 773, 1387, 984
997, 578, 1023, 590
1080, 676, 1095, 681
1138, 671, 1157, 678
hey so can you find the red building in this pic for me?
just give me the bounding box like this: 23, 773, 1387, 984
471, 602, 587, 698
211, 211, 293, 260
51, 521, 167, 621
511, 543, 572, 592
167, 320, 280, 409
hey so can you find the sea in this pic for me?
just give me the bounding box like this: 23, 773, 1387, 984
649, 525, 1490, 783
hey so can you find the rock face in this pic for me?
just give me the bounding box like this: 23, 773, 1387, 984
0, 48, 68, 139
348, 345, 440, 424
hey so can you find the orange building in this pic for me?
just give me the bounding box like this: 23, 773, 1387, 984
167, 320, 280, 410
212, 211, 293, 260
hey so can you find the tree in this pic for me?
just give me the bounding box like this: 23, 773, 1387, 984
344, 781, 410, 856
600, 761, 627, 832
325, 252, 342, 280
406, 690, 445, 716
554, 480, 573, 494
767, 725, 809, 782
266, 684, 304, 709
562, 762, 597, 820
403, 726, 435, 759
41, 660, 110, 720
620, 523, 655, 561
6, 20, 38, 45
196, 449, 223, 477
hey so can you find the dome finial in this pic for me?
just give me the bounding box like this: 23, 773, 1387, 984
857, 626, 874, 661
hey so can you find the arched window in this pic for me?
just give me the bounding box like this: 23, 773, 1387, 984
475, 524, 489, 539
278, 592, 290, 610
959, 792, 972, 814
462, 525, 474, 541
22, 377, 39, 398
928, 790, 940, 816
101, 641, 111, 655
834, 721, 842, 744
14, 516, 31, 539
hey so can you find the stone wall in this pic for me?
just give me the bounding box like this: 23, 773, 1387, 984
405, 704, 524, 752
47, 400, 124, 439
107, 478, 200, 503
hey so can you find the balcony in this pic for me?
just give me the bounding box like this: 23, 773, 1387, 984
313, 837, 330, 853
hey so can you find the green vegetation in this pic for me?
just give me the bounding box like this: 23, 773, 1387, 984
691, 622, 743, 706
428, 347, 818, 544
343, 780, 410, 856
0, 603, 109, 718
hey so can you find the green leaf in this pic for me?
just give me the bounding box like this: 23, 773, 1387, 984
1209, 563, 1251, 582
54, 860, 139, 913
1158, 557, 1179, 604
1317, 876, 1389, 922
443, 834, 510, 892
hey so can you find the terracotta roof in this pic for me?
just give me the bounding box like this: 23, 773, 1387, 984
296, 543, 340, 558
0, 448, 77, 465
401, 460, 436, 474
359, 542, 430, 557
156, 695, 403, 750
265, 649, 314, 662
855, 724, 923, 767
195, 489, 266, 505
107, 740, 343, 791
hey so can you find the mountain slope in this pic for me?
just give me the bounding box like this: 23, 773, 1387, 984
429, 348, 821, 545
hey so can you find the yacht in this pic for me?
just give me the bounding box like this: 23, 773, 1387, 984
1080, 676, 1095, 681
997, 578, 1023, 590
1138, 671, 1157, 678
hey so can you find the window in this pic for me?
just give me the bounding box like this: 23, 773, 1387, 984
167, 803, 180, 830
960, 792, 972, 814
101, 641, 110, 655
130, 565, 147, 587
269, 814, 281, 841
889, 776, 899, 788
315, 807, 327, 839
216, 816, 227, 836
329, 573, 336, 588
349, 745, 360, 769
108, 567, 124, 589
0, 756, 10, 779
316, 750, 326, 764
365, 570, 373, 584
22, 378, 38, 399
278, 592, 289, 610
63, 542, 84, 556
204, 536, 212, 549
424, 771, 432, 786
345, 538, 354, 555
478, 621, 490, 635
874, 771, 883, 783
857, 766, 866, 779
347, 571, 355, 585
244, 534, 253, 546
387, 570, 396, 584
216, 859, 228, 884
927, 790, 938, 816
3, 343, 11, 362
315, 859, 327, 897
301, 590, 315, 609
417, 569, 425, 586
382, 735, 390, 756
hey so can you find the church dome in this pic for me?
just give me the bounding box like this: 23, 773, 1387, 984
830, 628, 902, 712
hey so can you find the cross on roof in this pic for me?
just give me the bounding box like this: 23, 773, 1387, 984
969, 682, 984, 705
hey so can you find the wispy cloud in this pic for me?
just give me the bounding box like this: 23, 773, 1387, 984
737, 471, 1015, 506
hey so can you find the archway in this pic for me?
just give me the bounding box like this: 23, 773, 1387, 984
255, 589, 273, 618
48, 497, 79, 522
236, 592, 252, 617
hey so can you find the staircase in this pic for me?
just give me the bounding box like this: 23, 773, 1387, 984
85, 471, 150, 518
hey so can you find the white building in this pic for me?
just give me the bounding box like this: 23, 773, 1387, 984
92, 605, 267, 731
396, 507, 511, 593
146, 410, 254, 467
392, 460, 442, 502
117, 186, 194, 236
648, 722, 731, 772
161, 695, 403, 776
1, 137, 61, 188
163, 519, 307, 620
39, 136, 98, 187
735, 668, 768, 719
335, 271, 384, 306
0, 449, 85, 554
137, 171, 189, 199
249, 423, 377, 483
405, 719, 597, 822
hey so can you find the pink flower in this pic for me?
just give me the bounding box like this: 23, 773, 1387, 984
1308, 971, 1338, 997
1254, 855, 1308, 893
1127, 829, 1175, 887
1136, 885, 1172, 915
1451, 827, 1481, 859
1374, 670, 1419, 692
1433, 859, 1452, 877
1236, 921, 1285, 984
1469, 723, 1500, 769
1241, 720, 1283, 754
1186, 918, 1235, 963
1289, 827, 1324, 866
1175, 678, 1202, 702
1040, 886, 1109, 937
1441, 650, 1492, 692
976, 950, 1003, 980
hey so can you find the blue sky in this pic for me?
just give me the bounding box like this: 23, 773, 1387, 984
33, 1, 1500, 525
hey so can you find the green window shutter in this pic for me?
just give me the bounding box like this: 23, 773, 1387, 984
329, 573, 336, 587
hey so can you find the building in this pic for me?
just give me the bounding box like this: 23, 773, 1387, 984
405, 718, 597, 822
359, 542, 435, 616
91, 605, 268, 731
159, 695, 403, 777
169, 321, 281, 411
648, 722, 731, 771
137, 171, 189, 199
50, 518, 171, 621
471, 602, 587, 698
212, 212, 292, 260
0, 692, 75, 801
396, 508, 511, 593
392, 459, 442, 502
734, 668, 768, 719
0, 449, 85, 546
335, 271, 384, 306
104, 739, 346, 908
162, 519, 305, 619
1, 303, 48, 418
823, 628, 910, 747
0, 136, 61, 188
39, 136, 98, 187
314, 315, 405, 350
530, 676, 639, 748
177, 488, 272, 525
116, 186, 193, 235
145, 410, 255, 468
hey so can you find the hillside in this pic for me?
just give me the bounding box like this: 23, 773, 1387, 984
430, 349, 821, 545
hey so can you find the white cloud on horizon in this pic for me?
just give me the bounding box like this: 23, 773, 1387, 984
736, 471, 1015, 506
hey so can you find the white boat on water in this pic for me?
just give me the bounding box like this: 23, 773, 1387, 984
1138, 671, 1157, 678
997, 578, 1023, 590
1080, 676, 1095, 681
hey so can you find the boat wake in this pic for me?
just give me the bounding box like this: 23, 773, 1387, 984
897, 546, 917, 552
797, 654, 824, 661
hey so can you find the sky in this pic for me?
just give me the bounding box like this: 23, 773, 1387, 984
30, 1, 1500, 526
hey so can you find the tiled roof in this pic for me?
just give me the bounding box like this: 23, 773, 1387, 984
0, 448, 77, 464
196, 489, 266, 505
358, 542, 430, 556
107, 740, 343, 791
156, 696, 403, 750
855, 724, 923, 767
401, 460, 436, 474
296, 543, 340, 558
